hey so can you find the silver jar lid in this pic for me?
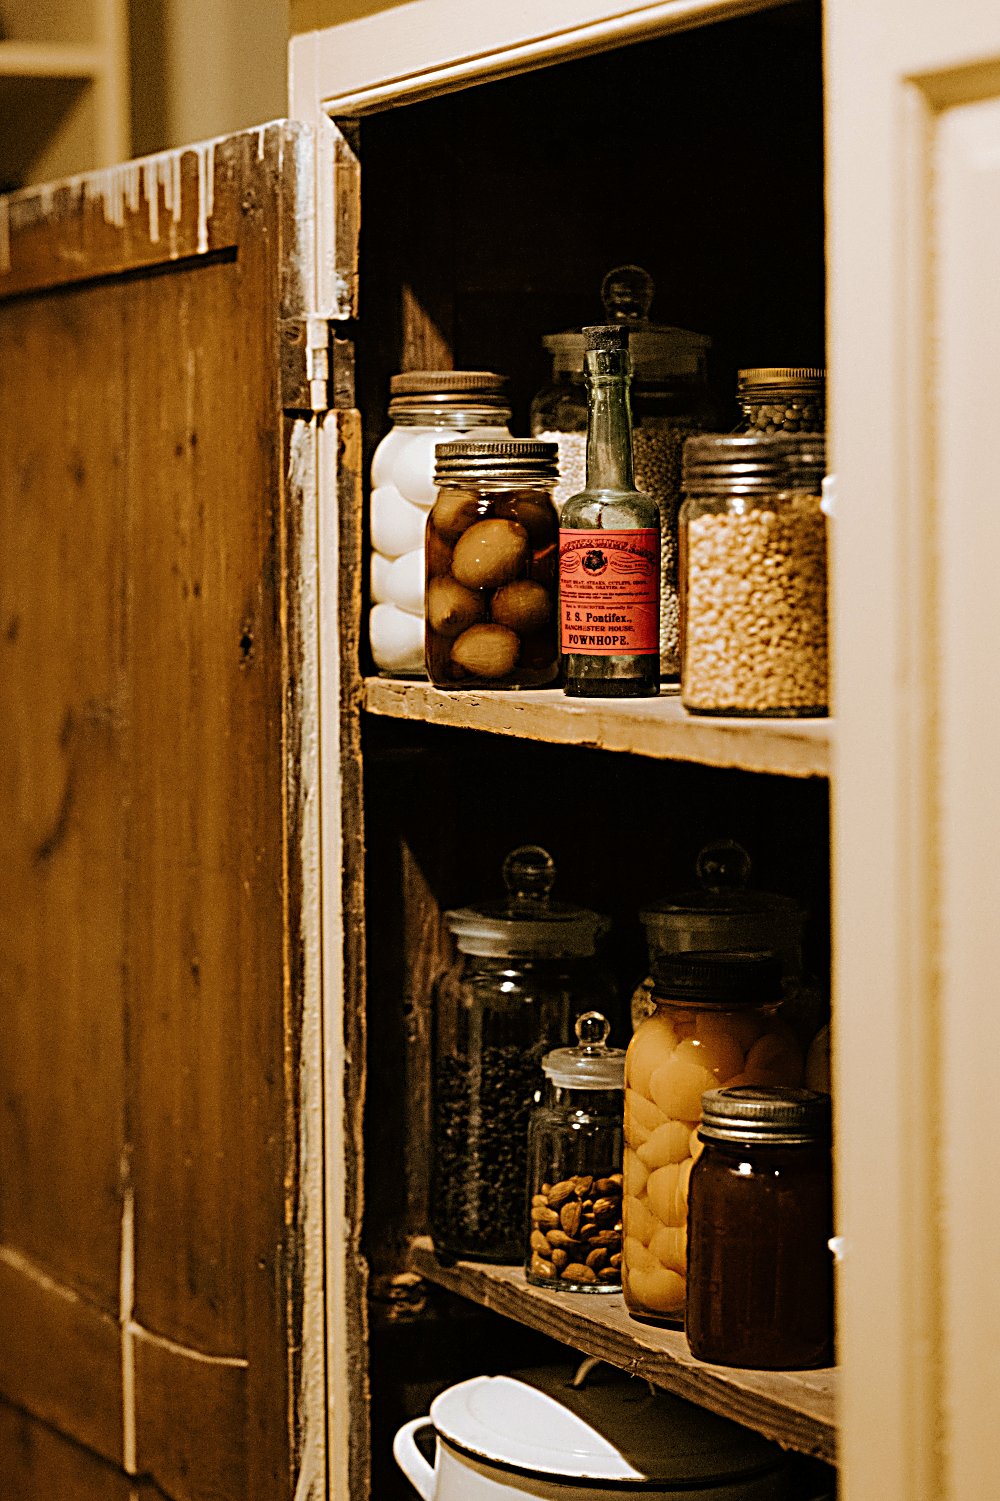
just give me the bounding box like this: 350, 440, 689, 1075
388, 370, 511, 418
682, 431, 826, 493
699, 1085, 832, 1145
434, 438, 559, 483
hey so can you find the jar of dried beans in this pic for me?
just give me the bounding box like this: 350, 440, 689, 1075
525, 1012, 625, 1292
736, 367, 826, 435
431, 847, 615, 1263
622, 950, 803, 1323
679, 433, 828, 717
426, 440, 559, 689
530, 265, 711, 679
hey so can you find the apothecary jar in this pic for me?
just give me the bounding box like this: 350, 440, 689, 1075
431, 847, 614, 1264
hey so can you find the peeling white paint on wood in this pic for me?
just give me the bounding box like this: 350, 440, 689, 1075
119, 1178, 137, 1475
0, 198, 9, 277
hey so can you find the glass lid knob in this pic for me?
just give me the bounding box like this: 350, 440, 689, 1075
696, 839, 752, 894
575, 1010, 611, 1051
601, 264, 655, 324
503, 845, 556, 911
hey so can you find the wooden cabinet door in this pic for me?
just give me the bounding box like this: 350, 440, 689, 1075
0, 126, 329, 1501
829, 3, 1000, 1498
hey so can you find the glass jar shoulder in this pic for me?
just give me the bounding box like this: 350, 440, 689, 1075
560, 488, 660, 530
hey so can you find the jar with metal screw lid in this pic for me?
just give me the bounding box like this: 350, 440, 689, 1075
736, 368, 826, 435
622, 951, 803, 1323
679, 432, 828, 717
369, 371, 512, 676
526, 1012, 625, 1292
686, 1086, 834, 1370
426, 439, 560, 689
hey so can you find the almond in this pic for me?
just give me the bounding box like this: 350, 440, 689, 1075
563, 1262, 597, 1284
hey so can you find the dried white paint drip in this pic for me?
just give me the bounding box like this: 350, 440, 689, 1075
257, 124, 267, 162
142, 160, 159, 244
0, 197, 9, 277
195, 141, 216, 255
129, 1324, 249, 1368
119, 1179, 137, 1475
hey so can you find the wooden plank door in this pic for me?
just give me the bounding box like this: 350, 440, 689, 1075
828, 3, 1000, 1498
0, 125, 328, 1501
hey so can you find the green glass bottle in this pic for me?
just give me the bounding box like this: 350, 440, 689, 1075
559, 325, 661, 697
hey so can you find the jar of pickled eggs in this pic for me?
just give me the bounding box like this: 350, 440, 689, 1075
426, 440, 560, 688
622, 950, 803, 1324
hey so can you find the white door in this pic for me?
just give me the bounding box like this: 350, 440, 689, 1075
829, 3, 1000, 1498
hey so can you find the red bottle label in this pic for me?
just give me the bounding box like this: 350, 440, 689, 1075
559, 528, 660, 655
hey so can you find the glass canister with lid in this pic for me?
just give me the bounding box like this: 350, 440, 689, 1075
679, 432, 828, 717
431, 846, 615, 1263
525, 1012, 625, 1292
369, 370, 512, 677
736, 367, 826, 435
686, 1086, 834, 1370
622, 950, 803, 1323
530, 265, 711, 679
426, 439, 560, 689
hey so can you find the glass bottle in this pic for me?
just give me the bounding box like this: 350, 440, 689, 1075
525, 1012, 625, 1292
622, 951, 803, 1323
431, 847, 615, 1262
369, 371, 511, 677
559, 325, 660, 698
679, 432, 828, 717
531, 266, 711, 678
686, 1086, 834, 1370
425, 440, 559, 689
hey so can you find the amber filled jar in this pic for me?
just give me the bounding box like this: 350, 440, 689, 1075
426, 440, 559, 688
687, 1086, 834, 1370
622, 952, 803, 1323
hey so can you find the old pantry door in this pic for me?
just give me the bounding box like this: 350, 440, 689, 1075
0, 125, 330, 1501
829, 2, 1000, 1500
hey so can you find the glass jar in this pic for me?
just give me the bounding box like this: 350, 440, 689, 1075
687, 1086, 834, 1370
622, 951, 803, 1323
525, 1012, 625, 1291
736, 367, 826, 435
369, 371, 511, 677
431, 847, 615, 1262
426, 440, 559, 689
530, 265, 711, 679
679, 432, 828, 717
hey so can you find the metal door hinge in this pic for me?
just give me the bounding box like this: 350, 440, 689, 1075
280, 316, 355, 413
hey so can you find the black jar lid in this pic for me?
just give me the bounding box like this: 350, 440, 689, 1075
651, 949, 782, 1007
434, 438, 559, 483
682, 431, 826, 493
699, 1085, 832, 1145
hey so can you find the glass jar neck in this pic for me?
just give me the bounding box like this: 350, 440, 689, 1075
700, 1134, 830, 1160
440, 477, 556, 495
544, 1083, 623, 1113
585, 365, 635, 493
390, 405, 511, 429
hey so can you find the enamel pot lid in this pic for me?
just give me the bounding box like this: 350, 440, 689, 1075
428, 1365, 787, 1486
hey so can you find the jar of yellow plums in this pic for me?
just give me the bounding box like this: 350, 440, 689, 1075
622, 950, 804, 1324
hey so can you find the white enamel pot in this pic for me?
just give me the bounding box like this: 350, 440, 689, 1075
392, 1366, 805, 1501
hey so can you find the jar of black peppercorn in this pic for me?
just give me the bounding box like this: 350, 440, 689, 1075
686, 1086, 834, 1370
431, 847, 615, 1263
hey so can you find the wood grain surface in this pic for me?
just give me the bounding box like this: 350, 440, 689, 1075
0, 123, 326, 1501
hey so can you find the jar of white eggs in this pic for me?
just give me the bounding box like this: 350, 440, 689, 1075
369, 371, 512, 676
622, 950, 803, 1324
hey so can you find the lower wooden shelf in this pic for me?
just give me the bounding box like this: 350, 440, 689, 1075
409, 1235, 837, 1465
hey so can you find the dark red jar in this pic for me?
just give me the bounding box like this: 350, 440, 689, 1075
686, 1086, 834, 1371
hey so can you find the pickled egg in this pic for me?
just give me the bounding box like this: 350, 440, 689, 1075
490, 580, 551, 634
427, 576, 485, 638
743, 1030, 804, 1087
369, 603, 424, 674
626, 1265, 686, 1314
674, 1032, 745, 1086
451, 519, 529, 590
646, 1163, 684, 1227
649, 1224, 687, 1275
429, 488, 480, 542
625, 1088, 667, 1148
624, 1151, 649, 1198
623, 1235, 657, 1273
649, 1054, 716, 1124
626, 1013, 679, 1097
450, 623, 520, 679
696, 1007, 765, 1057
392, 431, 447, 506
371, 484, 426, 558
637, 1120, 692, 1171
689, 1127, 704, 1161
624, 1195, 657, 1247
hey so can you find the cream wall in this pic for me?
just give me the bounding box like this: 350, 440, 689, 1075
130, 0, 289, 154
291, 0, 404, 32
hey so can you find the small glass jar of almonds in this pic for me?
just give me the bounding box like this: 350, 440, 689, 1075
525, 1012, 625, 1292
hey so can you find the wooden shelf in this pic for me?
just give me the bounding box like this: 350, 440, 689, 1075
409, 1237, 836, 1464
363, 678, 831, 778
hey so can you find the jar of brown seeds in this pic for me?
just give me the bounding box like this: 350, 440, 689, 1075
679, 433, 828, 717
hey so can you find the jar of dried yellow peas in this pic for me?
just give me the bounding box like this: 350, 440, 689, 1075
622, 950, 803, 1324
